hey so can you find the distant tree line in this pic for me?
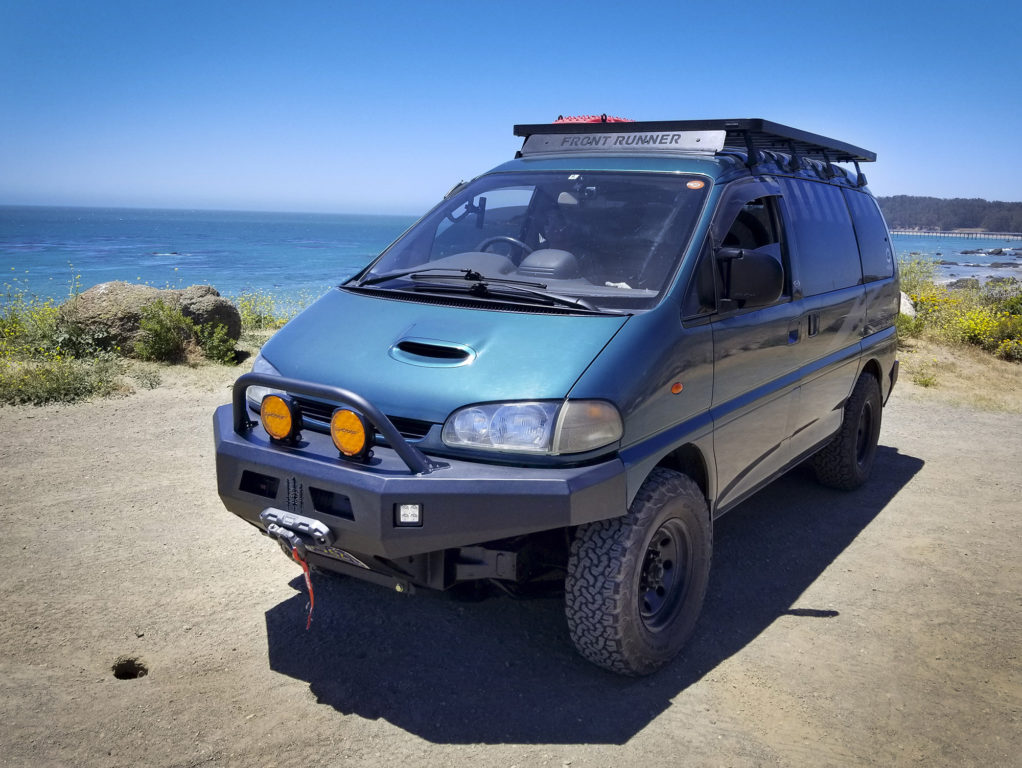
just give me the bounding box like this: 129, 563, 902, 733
876, 196, 1022, 233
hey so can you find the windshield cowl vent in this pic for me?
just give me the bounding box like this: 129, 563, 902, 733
390, 338, 477, 367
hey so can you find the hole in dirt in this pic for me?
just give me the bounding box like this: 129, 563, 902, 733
111, 656, 149, 680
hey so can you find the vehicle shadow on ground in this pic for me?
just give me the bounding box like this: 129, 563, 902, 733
265, 445, 922, 744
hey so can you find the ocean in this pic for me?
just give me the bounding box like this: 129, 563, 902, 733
0, 206, 417, 304
2, 206, 1020, 304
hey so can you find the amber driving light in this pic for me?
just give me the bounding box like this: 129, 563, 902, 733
260, 394, 301, 443
331, 408, 373, 461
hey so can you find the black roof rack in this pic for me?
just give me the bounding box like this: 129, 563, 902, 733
512, 118, 876, 163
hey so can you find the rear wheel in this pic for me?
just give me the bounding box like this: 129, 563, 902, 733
565, 468, 712, 676
812, 372, 882, 490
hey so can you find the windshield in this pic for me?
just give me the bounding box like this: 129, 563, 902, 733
351, 171, 709, 311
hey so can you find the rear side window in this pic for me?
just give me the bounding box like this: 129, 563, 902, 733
843, 189, 895, 282
780, 179, 862, 296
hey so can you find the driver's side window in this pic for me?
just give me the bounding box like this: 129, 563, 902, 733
684, 195, 789, 317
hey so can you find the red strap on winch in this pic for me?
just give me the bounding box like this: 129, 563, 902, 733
290, 547, 315, 630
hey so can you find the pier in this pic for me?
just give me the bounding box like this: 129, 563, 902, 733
890, 229, 1022, 241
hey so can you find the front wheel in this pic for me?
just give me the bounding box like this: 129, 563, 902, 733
565, 468, 712, 676
812, 372, 882, 490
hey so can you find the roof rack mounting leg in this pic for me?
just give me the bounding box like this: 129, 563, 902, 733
853, 160, 868, 187
785, 141, 801, 172
743, 130, 759, 168
820, 150, 836, 179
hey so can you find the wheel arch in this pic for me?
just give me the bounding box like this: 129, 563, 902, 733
860, 356, 882, 386
654, 443, 711, 511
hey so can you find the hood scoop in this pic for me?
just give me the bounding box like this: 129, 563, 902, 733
389, 337, 477, 367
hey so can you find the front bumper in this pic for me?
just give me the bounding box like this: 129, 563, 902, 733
213, 380, 627, 561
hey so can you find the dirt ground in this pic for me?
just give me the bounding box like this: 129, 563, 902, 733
0, 360, 1019, 768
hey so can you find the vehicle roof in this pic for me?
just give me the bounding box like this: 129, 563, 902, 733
485, 151, 869, 191
514, 118, 876, 163
486, 153, 733, 178
495, 117, 875, 190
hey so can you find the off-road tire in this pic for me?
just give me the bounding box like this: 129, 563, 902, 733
565, 468, 712, 676
812, 372, 882, 490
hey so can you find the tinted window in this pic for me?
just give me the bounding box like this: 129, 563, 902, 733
843, 189, 895, 282
684, 195, 788, 317
780, 179, 861, 296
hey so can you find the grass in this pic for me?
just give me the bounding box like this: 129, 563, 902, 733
897, 338, 1022, 412
6, 257, 1019, 409
1, 278, 314, 406
897, 257, 1022, 363
896, 256, 1022, 412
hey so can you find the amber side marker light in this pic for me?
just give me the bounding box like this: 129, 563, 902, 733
331, 408, 373, 462
260, 394, 302, 444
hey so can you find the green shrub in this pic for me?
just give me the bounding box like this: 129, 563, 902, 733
234, 289, 315, 332
898, 256, 938, 296
995, 337, 1022, 362
236, 291, 287, 331
980, 278, 1022, 307
133, 300, 194, 362
0, 354, 124, 405
196, 322, 236, 364
1000, 295, 1022, 315
895, 312, 924, 340
130, 365, 163, 390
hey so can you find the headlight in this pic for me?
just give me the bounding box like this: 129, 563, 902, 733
442, 400, 622, 455
245, 352, 285, 411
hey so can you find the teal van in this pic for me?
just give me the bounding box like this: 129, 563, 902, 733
214, 117, 899, 675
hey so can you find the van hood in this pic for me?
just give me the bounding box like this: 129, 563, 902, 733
259, 288, 630, 424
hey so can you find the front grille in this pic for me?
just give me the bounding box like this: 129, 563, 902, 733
292, 396, 433, 441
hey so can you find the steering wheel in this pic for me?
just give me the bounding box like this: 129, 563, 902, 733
476, 235, 534, 255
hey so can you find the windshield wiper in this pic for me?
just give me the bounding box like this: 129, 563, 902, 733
355, 267, 605, 312
356, 267, 480, 287
409, 273, 603, 312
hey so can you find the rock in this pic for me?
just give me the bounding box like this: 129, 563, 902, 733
59, 281, 241, 349
988, 248, 1004, 256
176, 285, 242, 341
947, 278, 980, 290
899, 292, 916, 318
989, 262, 1019, 269
937, 260, 960, 266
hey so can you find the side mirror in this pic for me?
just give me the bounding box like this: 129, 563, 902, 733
715, 245, 783, 308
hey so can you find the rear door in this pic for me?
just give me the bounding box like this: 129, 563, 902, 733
779, 178, 866, 461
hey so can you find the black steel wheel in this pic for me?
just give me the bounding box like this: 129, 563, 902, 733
565, 468, 712, 676
639, 517, 690, 630
812, 372, 883, 490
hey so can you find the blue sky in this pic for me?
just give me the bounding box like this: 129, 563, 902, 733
1, 0, 1019, 214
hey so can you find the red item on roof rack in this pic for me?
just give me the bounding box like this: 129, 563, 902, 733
554, 114, 634, 124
